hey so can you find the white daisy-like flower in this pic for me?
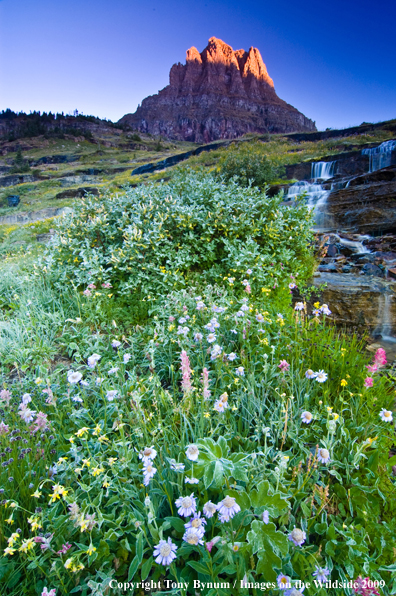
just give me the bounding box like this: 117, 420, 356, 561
256, 314, 264, 322
196, 301, 205, 310
231, 329, 238, 334
183, 527, 204, 545
207, 333, 217, 343
294, 302, 304, 311
185, 477, 199, 484
210, 344, 222, 360
262, 510, 270, 524
301, 411, 313, 424
289, 282, 297, 289
241, 304, 249, 312
80, 380, 89, 387
227, 352, 237, 361
235, 366, 245, 376
170, 460, 185, 472
185, 444, 199, 461
277, 574, 292, 590
288, 527, 306, 546
214, 399, 228, 413
72, 396, 83, 403
22, 393, 32, 404
175, 494, 197, 517
177, 326, 190, 337
213, 305, 225, 314
202, 501, 218, 518
139, 447, 157, 463
246, 269, 252, 275
178, 317, 187, 324
123, 354, 131, 363
320, 304, 331, 315
210, 318, 220, 329
95, 377, 104, 386
111, 340, 121, 348
67, 371, 82, 384
106, 390, 118, 401
217, 496, 241, 522
194, 332, 203, 342
379, 408, 393, 422
18, 406, 36, 423
143, 462, 157, 486
185, 512, 206, 537
305, 369, 316, 379
315, 370, 328, 383
317, 448, 330, 464
153, 537, 177, 566
277, 313, 284, 319
87, 354, 101, 368
108, 367, 119, 375
236, 310, 244, 318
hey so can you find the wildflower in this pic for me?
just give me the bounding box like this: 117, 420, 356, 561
177, 325, 189, 337
214, 399, 228, 413
170, 460, 185, 472
185, 444, 199, 461
315, 370, 328, 383
196, 301, 205, 310
305, 369, 316, 379
278, 360, 290, 372
217, 496, 240, 522
367, 364, 378, 373
289, 282, 297, 289
313, 566, 330, 583
184, 512, 206, 537
111, 340, 121, 348
379, 409, 393, 422
31, 490, 42, 498
201, 367, 211, 400
0, 389, 11, 406
57, 543, 72, 555
72, 396, 83, 403
68, 370, 83, 385
202, 501, 218, 519
102, 282, 112, 288
139, 447, 157, 463
83, 289, 91, 297
95, 377, 104, 386
27, 516, 42, 531
183, 527, 204, 545
318, 448, 331, 464
108, 366, 119, 375
106, 390, 118, 401
180, 350, 192, 394
294, 302, 304, 311
206, 333, 216, 343
320, 304, 331, 315
241, 303, 249, 312
235, 366, 245, 376
185, 477, 199, 484
364, 377, 373, 388
301, 411, 313, 424
231, 329, 238, 334
123, 353, 131, 363
22, 393, 32, 404
353, 577, 380, 596
75, 427, 89, 437
194, 332, 203, 342
227, 352, 237, 361
143, 462, 157, 486
7, 533, 20, 547
179, 317, 187, 324
87, 354, 101, 368
3, 547, 16, 556
175, 494, 197, 517
262, 510, 270, 524
18, 404, 36, 423
288, 528, 306, 547
35, 377, 43, 385
0, 421, 10, 435
374, 348, 387, 367
153, 537, 177, 566
277, 575, 292, 589
86, 544, 96, 556
19, 538, 35, 553
210, 344, 222, 360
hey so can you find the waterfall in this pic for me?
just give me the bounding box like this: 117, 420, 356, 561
375, 292, 396, 342
333, 234, 371, 254
311, 161, 336, 180
362, 139, 396, 173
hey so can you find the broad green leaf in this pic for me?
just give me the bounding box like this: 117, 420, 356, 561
250, 481, 289, 516
141, 556, 153, 581
187, 561, 212, 576
256, 549, 282, 581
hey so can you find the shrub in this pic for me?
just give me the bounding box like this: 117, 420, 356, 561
217, 143, 278, 187
45, 170, 314, 302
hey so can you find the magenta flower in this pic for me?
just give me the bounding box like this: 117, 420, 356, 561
374, 348, 387, 367
364, 377, 373, 388
31, 412, 49, 433
366, 364, 378, 373
278, 360, 290, 372
57, 543, 72, 555
41, 589, 56, 596
180, 350, 192, 394
353, 577, 380, 596
83, 289, 92, 297
0, 421, 9, 435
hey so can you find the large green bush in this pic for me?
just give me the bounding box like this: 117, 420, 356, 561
217, 143, 280, 187
45, 170, 313, 300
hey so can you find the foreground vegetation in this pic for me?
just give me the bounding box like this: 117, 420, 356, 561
0, 170, 395, 596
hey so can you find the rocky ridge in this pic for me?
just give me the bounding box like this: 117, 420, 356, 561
119, 37, 316, 143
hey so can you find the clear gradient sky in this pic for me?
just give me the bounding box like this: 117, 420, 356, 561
0, 0, 395, 131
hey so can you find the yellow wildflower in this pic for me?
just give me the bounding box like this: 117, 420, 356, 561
86, 545, 96, 556
27, 516, 42, 531
314, 301, 320, 308
332, 413, 340, 421
92, 424, 101, 436
204, 412, 210, 419
19, 538, 35, 553
5, 517, 14, 525
108, 457, 117, 466
3, 547, 16, 556
340, 379, 347, 387
82, 459, 91, 467
75, 427, 89, 438
91, 467, 104, 477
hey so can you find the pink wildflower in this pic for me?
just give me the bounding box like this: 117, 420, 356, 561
364, 377, 373, 388
168, 316, 175, 322
102, 282, 112, 288
42, 387, 56, 405
41, 589, 56, 596
87, 283, 96, 289
353, 577, 380, 596
0, 389, 11, 406
180, 350, 192, 394
0, 421, 9, 435
278, 360, 290, 372
83, 289, 91, 297
374, 348, 387, 367
201, 367, 211, 400
245, 283, 251, 294
206, 541, 214, 553
366, 364, 378, 373
31, 412, 49, 433
57, 542, 72, 555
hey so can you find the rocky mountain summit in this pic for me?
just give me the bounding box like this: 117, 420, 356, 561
119, 37, 316, 142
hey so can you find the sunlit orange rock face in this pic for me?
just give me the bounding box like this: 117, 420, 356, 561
119, 37, 316, 143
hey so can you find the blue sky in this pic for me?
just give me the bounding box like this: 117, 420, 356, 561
0, 0, 395, 130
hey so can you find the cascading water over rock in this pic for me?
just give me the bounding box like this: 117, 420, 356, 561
362, 140, 396, 173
